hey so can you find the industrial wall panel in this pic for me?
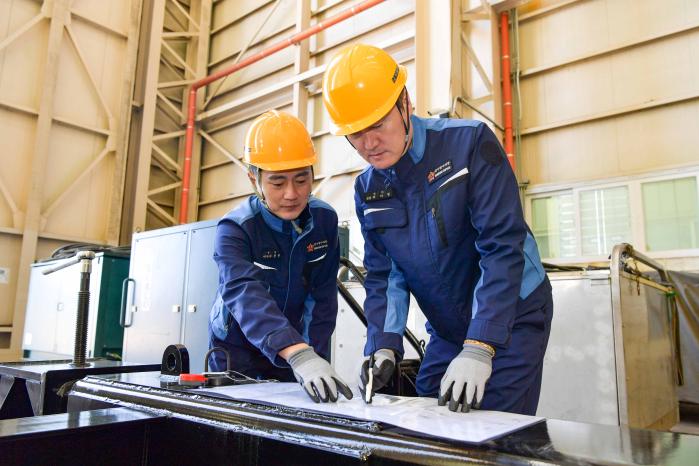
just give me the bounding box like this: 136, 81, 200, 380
0, 0, 140, 359
520, 101, 699, 185
200, 120, 248, 168
0, 1, 44, 106
517, 0, 699, 186
518, 32, 699, 130
518, 0, 699, 71
0, 111, 34, 224
197, 0, 415, 221
199, 198, 246, 222
0, 236, 21, 328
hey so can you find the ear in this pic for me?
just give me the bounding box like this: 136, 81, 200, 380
247, 170, 257, 187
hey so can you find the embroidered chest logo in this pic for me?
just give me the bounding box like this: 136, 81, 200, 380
262, 249, 281, 260
364, 188, 393, 203
307, 240, 328, 253
427, 160, 453, 184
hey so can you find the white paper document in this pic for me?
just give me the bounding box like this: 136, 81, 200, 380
200, 382, 543, 444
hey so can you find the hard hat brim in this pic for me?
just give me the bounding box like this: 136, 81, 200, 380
251, 156, 316, 172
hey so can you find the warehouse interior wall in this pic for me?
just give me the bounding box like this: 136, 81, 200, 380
513, 0, 699, 269
1, 0, 698, 360
0, 0, 141, 359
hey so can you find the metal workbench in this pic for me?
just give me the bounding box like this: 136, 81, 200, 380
53, 371, 699, 465
0, 359, 160, 419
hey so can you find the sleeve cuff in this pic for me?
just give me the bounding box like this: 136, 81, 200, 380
466, 318, 511, 348
364, 332, 405, 360
264, 327, 305, 367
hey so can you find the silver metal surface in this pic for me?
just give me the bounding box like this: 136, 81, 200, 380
537, 269, 619, 425
121, 220, 218, 373
24, 253, 106, 358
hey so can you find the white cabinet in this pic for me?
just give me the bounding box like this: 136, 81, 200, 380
122, 220, 218, 373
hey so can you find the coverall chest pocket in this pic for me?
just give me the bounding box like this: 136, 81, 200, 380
302, 253, 326, 291
253, 260, 287, 294
363, 203, 408, 259
426, 170, 469, 248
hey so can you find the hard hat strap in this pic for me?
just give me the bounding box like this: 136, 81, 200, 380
395, 88, 413, 157
249, 166, 268, 208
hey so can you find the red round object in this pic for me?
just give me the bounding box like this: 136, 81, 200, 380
179, 373, 206, 382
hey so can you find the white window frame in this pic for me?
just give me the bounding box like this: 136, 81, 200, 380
524, 166, 699, 264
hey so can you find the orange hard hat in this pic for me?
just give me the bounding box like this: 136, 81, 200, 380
244, 110, 317, 171
322, 44, 407, 136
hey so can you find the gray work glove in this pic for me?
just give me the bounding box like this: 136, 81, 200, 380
288, 347, 353, 403
438, 343, 493, 412
358, 348, 396, 401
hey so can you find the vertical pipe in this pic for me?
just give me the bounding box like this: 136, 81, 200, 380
178, 0, 387, 223
500, 11, 515, 172
180, 88, 197, 225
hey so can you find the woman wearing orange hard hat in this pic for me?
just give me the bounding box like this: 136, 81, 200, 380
208, 110, 352, 404
323, 44, 553, 415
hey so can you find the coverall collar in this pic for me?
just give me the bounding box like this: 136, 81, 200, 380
256, 196, 313, 235
406, 114, 426, 164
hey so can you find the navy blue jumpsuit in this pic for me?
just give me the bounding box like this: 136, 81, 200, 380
355, 115, 553, 415
208, 196, 340, 380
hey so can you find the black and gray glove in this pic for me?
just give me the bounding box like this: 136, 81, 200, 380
288, 347, 353, 403
358, 348, 396, 400
438, 343, 493, 412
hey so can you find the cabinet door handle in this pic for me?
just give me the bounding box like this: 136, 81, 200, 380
172, 305, 181, 313
120, 278, 135, 328
187, 304, 197, 313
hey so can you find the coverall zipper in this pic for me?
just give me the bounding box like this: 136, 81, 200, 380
427, 174, 470, 248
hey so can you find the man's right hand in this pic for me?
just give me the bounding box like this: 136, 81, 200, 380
288, 347, 353, 403
359, 348, 396, 399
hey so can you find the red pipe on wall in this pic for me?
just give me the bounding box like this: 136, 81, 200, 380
179, 0, 387, 224
499, 11, 515, 172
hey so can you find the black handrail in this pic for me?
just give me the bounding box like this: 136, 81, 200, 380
337, 257, 425, 360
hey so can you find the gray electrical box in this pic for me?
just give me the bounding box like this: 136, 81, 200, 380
121, 220, 218, 373
23, 252, 129, 359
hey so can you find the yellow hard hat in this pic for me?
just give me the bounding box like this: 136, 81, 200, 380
244, 110, 317, 171
322, 44, 407, 136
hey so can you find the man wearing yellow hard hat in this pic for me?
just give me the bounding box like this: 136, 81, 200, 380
208, 110, 352, 403
322, 44, 553, 414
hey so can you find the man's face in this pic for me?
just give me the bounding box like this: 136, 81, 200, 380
256, 167, 313, 220
346, 96, 413, 170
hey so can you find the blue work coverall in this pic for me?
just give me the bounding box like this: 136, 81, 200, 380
355, 115, 553, 415
208, 196, 340, 380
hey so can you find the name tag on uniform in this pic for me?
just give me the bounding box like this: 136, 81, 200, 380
364, 188, 393, 203
262, 249, 280, 260
427, 160, 453, 184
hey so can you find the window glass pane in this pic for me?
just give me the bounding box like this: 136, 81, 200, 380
579, 187, 631, 256
531, 194, 576, 258
642, 177, 699, 251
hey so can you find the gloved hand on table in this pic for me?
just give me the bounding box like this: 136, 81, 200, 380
288, 346, 353, 403
438, 341, 493, 412
358, 348, 396, 400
